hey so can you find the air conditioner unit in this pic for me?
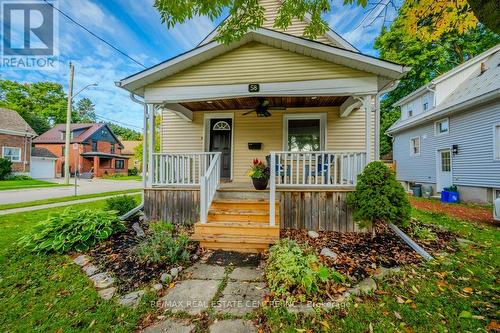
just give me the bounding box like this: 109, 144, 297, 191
494, 198, 500, 221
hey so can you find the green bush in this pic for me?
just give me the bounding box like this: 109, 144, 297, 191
135, 222, 190, 264
4, 174, 33, 181
105, 195, 137, 216
18, 209, 125, 253
266, 239, 344, 302
347, 161, 411, 228
0, 158, 12, 180
128, 167, 139, 176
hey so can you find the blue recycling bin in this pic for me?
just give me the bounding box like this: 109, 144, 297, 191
440, 191, 449, 203
447, 191, 460, 203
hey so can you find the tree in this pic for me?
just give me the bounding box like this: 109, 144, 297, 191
107, 123, 141, 141
154, 0, 499, 44
74, 98, 96, 123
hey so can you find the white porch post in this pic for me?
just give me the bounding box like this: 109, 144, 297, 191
269, 153, 276, 227
146, 103, 155, 187
362, 95, 374, 164
142, 103, 148, 189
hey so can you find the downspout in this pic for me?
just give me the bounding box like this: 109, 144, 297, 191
425, 85, 436, 109
119, 92, 148, 220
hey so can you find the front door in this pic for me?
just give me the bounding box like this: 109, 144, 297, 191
437, 149, 452, 192
209, 118, 232, 180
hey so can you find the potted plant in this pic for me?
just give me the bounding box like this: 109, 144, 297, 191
247, 159, 270, 190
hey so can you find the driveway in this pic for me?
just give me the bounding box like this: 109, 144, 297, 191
0, 178, 142, 205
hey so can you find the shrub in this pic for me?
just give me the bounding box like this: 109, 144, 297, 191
128, 167, 139, 176
347, 161, 411, 229
412, 225, 437, 241
0, 158, 12, 180
135, 222, 190, 264
4, 174, 33, 181
18, 209, 125, 253
105, 195, 137, 216
266, 239, 344, 302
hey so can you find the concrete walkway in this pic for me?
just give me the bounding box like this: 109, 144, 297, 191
0, 178, 141, 205
0, 192, 141, 216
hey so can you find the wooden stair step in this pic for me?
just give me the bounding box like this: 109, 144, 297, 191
195, 222, 280, 237
199, 221, 280, 228
191, 234, 278, 244
208, 208, 278, 216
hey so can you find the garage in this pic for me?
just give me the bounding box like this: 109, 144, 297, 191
30, 148, 58, 179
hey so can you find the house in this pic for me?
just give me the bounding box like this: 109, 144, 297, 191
0, 108, 37, 174
387, 44, 500, 204
33, 123, 129, 178
30, 147, 58, 179
120, 140, 142, 171
116, 0, 408, 252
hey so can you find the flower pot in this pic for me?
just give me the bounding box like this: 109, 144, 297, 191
252, 177, 268, 190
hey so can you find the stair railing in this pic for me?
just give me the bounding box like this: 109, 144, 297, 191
200, 152, 222, 224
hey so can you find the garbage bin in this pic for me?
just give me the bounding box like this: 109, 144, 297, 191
412, 184, 422, 197
422, 185, 433, 198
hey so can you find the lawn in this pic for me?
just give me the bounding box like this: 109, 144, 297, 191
102, 175, 142, 181
0, 189, 142, 211
0, 179, 65, 191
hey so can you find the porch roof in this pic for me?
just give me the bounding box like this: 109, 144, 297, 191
81, 152, 129, 159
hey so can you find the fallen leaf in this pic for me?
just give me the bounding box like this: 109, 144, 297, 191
396, 296, 405, 304
394, 311, 402, 320
320, 321, 330, 329
459, 310, 473, 319
463, 287, 473, 293
486, 320, 500, 331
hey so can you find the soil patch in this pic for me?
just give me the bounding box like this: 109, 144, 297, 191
206, 250, 262, 267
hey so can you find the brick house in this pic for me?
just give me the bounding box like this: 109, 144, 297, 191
0, 108, 37, 173
33, 123, 129, 177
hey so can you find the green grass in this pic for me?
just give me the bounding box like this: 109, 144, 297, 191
102, 175, 142, 181
0, 195, 155, 332
263, 208, 499, 332
0, 179, 65, 191
0, 189, 142, 211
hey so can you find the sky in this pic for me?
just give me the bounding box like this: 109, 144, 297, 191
1, 0, 398, 131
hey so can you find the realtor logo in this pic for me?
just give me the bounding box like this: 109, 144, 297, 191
1, 0, 59, 70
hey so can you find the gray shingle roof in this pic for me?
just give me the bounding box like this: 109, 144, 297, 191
32, 147, 58, 158
0, 108, 37, 136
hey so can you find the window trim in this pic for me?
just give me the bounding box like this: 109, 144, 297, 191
2, 146, 22, 162
494, 189, 500, 200
410, 136, 421, 157
283, 113, 327, 151
435, 118, 450, 136
494, 123, 500, 161
115, 159, 125, 170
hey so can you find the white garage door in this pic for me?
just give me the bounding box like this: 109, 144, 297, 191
30, 157, 56, 179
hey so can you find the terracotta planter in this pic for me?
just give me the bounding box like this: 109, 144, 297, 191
252, 177, 269, 190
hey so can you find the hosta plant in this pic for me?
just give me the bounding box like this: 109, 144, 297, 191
18, 209, 125, 254
105, 195, 138, 216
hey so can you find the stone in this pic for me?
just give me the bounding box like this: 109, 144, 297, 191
73, 255, 89, 266
349, 277, 377, 296
82, 264, 99, 276
320, 248, 338, 260
183, 263, 225, 280
160, 272, 172, 283
373, 267, 401, 281
160, 279, 219, 315
118, 290, 145, 308
142, 319, 195, 333
209, 319, 257, 333
192, 254, 199, 261
170, 267, 179, 277
229, 267, 264, 282
307, 230, 319, 239
214, 282, 266, 315
152, 283, 163, 291
98, 287, 116, 300
90, 272, 114, 289
132, 223, 146, 237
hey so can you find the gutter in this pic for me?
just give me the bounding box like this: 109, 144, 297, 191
118, 93, 148, 221
389, 223, 433, 261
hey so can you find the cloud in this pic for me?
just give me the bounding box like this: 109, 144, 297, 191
167, 16, 217, 50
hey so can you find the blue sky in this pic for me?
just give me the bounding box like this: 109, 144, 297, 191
2, 0, 397, 131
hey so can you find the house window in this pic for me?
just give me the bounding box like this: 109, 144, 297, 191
494, 189, 500, 200
408, 110, 413, 117
92, 141, 97, 151
495, 124, 500, 160
423, 102, 429, 111
115, 159, 124, 169
61, 145, 65, 156
2, 147, 21, 162
284, 114, 325, 151
435, 118, 449, 135
110, 144, 115, 154
441, 150, 451, 172
410, 137, 420, 156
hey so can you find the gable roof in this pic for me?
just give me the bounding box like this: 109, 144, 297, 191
0, 108, 37, 137
117, 28, 408, 96
32, 147, 58, 159
33, 123, 123, 146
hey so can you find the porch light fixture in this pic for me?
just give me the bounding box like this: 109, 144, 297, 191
311, 96, 318, 100
452, 144, 459, 155
206, 101, 213, 104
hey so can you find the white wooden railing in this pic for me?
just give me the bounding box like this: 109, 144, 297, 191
152, 152, 220, 186
269, 151, 367, 226
200, 153, 221, 224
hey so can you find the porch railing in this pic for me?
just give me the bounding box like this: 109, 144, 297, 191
152, 152, 220, 186
269, 151, 367, 226
200, 153, 221, 224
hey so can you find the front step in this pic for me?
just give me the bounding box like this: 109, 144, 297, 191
195, 222, 280, 237
193, 234, 278, 253
208, 208, 279, 223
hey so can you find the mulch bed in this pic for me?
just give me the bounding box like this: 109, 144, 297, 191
410, 197, 497, 225
88, 218, 199, 293
282, 219, 456, 282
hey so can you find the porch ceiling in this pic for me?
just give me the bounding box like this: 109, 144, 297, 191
180, 96, 349, 111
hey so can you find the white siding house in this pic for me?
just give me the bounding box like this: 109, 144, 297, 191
387, 44, 500, 203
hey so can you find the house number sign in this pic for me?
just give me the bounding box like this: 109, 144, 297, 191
248, 84, 260, 92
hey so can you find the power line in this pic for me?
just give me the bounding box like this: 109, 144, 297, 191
95, 113, 142, 130
42, 0, 146, 68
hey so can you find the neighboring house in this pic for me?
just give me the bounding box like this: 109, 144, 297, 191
387, 44, 500, 204
120, 140, 142, 171
116, 0, 408, 252
30, 147, 58, 179
0, 108, 37, 173
33, 123, 129, 178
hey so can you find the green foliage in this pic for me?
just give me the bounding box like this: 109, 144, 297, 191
0, 158, 12, 180
347, 161, 410, 228
135, 222, 190, 264
18, 209, 125, 253
74, 98, 96, 123
107, 123, 141, 140
411, 225, 437, 241
105, 195, 137, 216
3, 174, 32, 181
128, 167, 139, 176
266, 239, 344, 302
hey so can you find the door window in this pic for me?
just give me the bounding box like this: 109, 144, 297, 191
441, 151, 451, 172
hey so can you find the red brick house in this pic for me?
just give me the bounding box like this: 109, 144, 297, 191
0, 108, 37, 173
33, 123, 129, 177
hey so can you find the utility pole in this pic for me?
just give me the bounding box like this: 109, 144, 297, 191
64, 62, 75, 185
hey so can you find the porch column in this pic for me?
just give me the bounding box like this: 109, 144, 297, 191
362, 95, 374, 164
93, 156, 99, 177
146, 103, 155, 187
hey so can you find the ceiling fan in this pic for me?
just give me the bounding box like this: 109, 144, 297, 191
242, 98, 286, 117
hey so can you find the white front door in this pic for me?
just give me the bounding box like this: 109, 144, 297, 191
436, 149, 452, 192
